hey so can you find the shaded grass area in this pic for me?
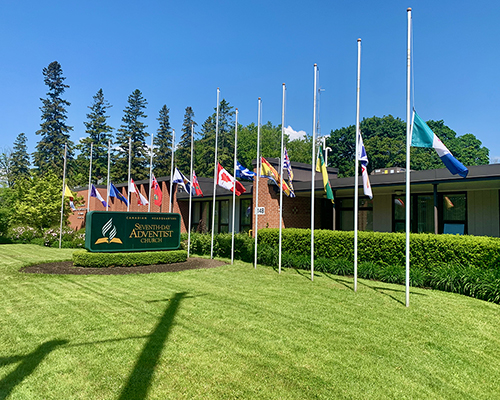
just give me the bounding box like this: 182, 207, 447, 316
0, 245, 499, 399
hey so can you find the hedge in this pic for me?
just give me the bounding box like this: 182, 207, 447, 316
73, 249, 187, 268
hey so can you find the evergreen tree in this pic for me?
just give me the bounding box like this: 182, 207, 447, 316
153, 105, 173, 177
114, 89, 149, 182
10, 133, 30, 186
33, 61, 74, 177
176, 107, 197, 174
195, 99, 234, 177
74, 89, 113, 185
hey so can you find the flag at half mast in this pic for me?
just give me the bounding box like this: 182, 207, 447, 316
316, 147, 334, 203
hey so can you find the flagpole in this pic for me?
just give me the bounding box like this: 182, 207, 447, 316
354, 38, 361, 292
231, 109, 239, 265
211, 88, 220, 259
148, 129, 155, 212
405, 7, 412, 307
87, 142, 93, 213
188, 123, 194, 258
311, 64, 318, 281
106, 140, 110, 211
279, 83, 286, 274
127, 137, 131, 212
254, 98, 262, 269
59, 144, 68, 249
169, 129, 175, 213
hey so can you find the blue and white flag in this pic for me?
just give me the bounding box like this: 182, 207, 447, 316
109, 182, 129, 206
411, 111, 468, 178
173, 168, 193, 194
357, 131, 373, 199
235, 161, 256, 181
90, 184, 108, 208
282, 148, 295, 197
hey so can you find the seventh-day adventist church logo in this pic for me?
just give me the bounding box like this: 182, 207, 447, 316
95, 218, 123, 245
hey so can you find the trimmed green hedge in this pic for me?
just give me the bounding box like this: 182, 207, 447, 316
73, 249, 187, 268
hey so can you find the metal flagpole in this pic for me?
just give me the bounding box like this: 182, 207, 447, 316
211, 88, 220, 259
106, 140, 110, 211
405, 8, 412, 307
254, 98, 262, 269
169, 129, 175, 213
354, 38, 361, 292
231, 109, 239, 265
87, 142, 93, 213
148, 130, 155, 212
188, 123, 194, 258
311, 64, 318, 281
59, 144, 68, 249
279, 83, 286, 274
127, 137, 131, 212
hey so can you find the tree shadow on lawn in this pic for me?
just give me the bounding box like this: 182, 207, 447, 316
0, 340, 68, 400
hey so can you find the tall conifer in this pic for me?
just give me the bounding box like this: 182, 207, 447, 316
153, 105, 173, 177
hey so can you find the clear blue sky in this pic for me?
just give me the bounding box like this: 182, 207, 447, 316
1, 0, 500, 162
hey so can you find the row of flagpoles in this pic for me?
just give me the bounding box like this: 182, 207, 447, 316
59, 8, 470, 308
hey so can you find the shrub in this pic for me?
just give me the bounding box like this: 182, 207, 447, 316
73, 249, 188, 268
8, 226, 39, 243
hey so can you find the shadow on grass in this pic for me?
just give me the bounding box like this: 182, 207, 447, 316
0, 340, 68, 400
117, 292, 187, 400
293, 268, 320, 281
358, 280, 427, 306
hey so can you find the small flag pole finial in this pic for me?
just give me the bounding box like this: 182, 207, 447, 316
358, 38, 361, 42
407, 7, 412, 11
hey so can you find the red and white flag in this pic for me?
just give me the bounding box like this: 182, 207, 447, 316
129, 178, 149, 206
217, 162, 246, 196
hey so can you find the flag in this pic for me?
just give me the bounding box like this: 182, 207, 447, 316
283, 148, 295, 197
64, 185, 77, 211
192, 171, 203, 196
358, 131, 373, 199
411, 110, 468, 178
217, 162, 246, 196
316, 147, 334, 203
173, 168, 192, 194
90, 184, 108, 208
109, 183, 129, 206
151, 174, 162, 206
235, 161, 256, 181
129, 178, 149, 206
444, 196, 454, 209
260, 157, 292, 196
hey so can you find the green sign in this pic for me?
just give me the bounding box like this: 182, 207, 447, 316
85, 211, 181, 252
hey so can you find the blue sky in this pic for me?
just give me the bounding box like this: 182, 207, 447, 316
1, 0, 500, 162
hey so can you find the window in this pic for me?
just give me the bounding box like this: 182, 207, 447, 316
240, 198, 252, 233
337, 198, 373, 231
442, 193, 466, 234
192, 201, 210, 233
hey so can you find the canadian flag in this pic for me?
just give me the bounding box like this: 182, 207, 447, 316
129, 178, 149, 206
217, 163, 246, 196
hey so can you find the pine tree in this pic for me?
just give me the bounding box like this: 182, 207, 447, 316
75, 89, 113, 185
175, 107, 197, 174
153, 105, 173, 177
114, 89, 149, 182
10, 133, 30, 186
33, 61, 74, 177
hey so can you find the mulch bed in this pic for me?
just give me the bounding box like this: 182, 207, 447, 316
21, 257, 227, 275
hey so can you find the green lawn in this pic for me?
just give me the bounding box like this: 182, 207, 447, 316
0, 244, 499, 399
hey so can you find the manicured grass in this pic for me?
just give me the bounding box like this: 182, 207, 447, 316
1, 244, 499, 399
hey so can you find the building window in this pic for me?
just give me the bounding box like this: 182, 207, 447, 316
192, 201, 210, 233
442, 193, 466, 234
218, 200, 230, 233
337, 198, 373, 231
240, 198, 252, 233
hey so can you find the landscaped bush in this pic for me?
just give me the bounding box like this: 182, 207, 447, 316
7, 226, 39, 243
188, 232, 254, 262
73, 249, 187, 268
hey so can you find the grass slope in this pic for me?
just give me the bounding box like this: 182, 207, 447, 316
0, 245, 499, 399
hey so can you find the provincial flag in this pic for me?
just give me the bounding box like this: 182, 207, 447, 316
151, 174, 163, 206
64, 184, 77, 211
260, 157, 292, 197
90, 184, 108, 208
411, 110, 468, 178
357, 131, 373, 199
109, 183, 129, 206
192, 171, 203, 196
235, 161, 256, 181
173, 168, 192, 194
217, 162, 246, 196
316, 147, 334, 203
283, 148, 295, 197
129, 178, 149, 206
